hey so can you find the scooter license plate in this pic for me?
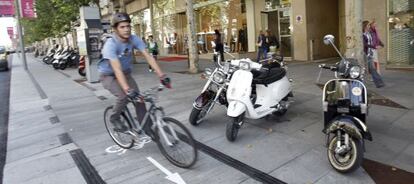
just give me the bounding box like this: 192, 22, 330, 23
337, 107, 349, 113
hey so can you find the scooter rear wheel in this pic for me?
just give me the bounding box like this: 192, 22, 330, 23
78, 68, 86, 76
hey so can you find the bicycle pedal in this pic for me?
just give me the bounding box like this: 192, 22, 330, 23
125, 130, 138, 137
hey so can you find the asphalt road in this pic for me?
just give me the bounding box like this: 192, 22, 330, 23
0, 55, 11, 184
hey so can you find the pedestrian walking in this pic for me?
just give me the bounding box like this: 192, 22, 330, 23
147, 35, 159, 72
213, 29, 225, 62
256, 30, 267, 62
369, 19, 384, 75
363, 20, 385, 88
266, 30, 280, 53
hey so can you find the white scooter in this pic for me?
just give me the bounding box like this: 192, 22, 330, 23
225, 57, 293, 141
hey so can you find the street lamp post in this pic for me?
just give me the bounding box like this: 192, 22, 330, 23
14, 0, 28, 70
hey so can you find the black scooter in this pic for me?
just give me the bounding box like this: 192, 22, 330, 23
318, 35, 372, 173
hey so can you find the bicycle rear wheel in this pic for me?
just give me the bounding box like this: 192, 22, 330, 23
104, 106, 135, 149
155, 117, 198, 168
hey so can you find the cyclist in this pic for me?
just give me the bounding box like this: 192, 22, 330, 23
98, 12, 171, 132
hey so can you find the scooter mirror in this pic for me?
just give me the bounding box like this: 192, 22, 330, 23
323, 35, 335, 45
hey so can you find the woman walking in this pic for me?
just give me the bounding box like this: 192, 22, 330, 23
369, 20, 384, 74
363, 20, 385, 88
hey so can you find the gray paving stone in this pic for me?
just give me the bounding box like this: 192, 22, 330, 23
24, 167, 86, 184
365, 131, 411, 164
268, 147, 330, 184
3, 152, 80, 184
314, 170, 375, 184
391, 143, 414, 173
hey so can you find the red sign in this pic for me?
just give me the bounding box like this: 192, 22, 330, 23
7, 27, 13, 39
21, 0, 35, 18
0, 0, 15, 17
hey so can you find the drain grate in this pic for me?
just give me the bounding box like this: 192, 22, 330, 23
49, 116, 60, 124
70, 149, 105, 184
58, 133, 73, 146
173, 130, 285, 184
97, 96, 107, 101
195, 140, 286, 184
43, 105, 52, 111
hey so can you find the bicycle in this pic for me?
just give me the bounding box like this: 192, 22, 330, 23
104, 85, 198, 168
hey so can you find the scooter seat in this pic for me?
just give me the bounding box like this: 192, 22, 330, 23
252, 68, 286, 85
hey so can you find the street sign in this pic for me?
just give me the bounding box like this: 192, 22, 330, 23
0, 0, 14, 17
21, 0, 35, 18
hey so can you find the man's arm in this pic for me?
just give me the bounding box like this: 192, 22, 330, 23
109, 59, 130, 93
141, 50, 165, 77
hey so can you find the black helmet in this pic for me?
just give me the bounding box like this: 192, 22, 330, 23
111, 12, 131, 27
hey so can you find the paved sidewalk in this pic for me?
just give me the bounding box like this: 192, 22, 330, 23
4, 53, 414, 183
3, 54, 87, 184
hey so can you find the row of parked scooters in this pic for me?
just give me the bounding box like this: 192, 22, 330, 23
40, 45, 84, 73
190, 35, 371, 174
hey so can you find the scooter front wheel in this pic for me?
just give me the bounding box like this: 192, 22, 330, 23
226, 114, 243, 142
52, 63, 59, 69
327, 134, 363, 173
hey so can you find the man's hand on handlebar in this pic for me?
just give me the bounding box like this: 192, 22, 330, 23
160, 74, 172, 89
126, 89, 141, 100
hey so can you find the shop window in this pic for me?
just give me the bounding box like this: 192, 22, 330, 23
388, 0, 414, 65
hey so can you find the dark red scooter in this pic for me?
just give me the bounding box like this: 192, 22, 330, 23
78, 56, 86, 76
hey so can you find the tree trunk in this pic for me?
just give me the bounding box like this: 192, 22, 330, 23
186, 0, 199, 73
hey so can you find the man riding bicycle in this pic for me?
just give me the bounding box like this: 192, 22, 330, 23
98, 12, 171, 132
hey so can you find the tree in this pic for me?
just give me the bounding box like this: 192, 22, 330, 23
21, 0, 99, 44
186, 0, 199, 73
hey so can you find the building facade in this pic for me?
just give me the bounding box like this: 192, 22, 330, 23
101, 0, 413, 66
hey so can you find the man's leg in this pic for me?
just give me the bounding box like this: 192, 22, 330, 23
100, 75, 129, 131
257, 48, 262, 62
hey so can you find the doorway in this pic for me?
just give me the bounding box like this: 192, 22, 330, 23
261, 7, 293, 59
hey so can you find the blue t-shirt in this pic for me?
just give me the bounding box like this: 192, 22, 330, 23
98, 34, 146, 75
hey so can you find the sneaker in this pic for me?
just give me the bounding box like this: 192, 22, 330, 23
376, 83, 385, 88
110, 116, 129, 132
148, 69, 154, 72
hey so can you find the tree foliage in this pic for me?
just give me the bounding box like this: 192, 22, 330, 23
21, 0, 99, 44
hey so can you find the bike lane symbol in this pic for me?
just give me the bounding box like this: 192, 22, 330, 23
105, 135, 152, 155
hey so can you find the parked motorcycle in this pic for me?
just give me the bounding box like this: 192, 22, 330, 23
57, 49, 80, 70
42, 46, 58, 64
318, 35, 372, 173
78, 56, 86, 76
225, 55, 292, 141
52, 47, 72, 69
189, 51, 235, 125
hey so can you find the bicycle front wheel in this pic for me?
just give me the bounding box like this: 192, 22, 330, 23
104, 106, 135, 149
156, 117, 198, 168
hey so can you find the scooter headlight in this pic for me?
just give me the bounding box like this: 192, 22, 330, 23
213, 71, 225, 84
349, 66, 361, 79
239, 61, 250, 70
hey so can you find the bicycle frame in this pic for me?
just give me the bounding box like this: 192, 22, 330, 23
123, 98, 179, 147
